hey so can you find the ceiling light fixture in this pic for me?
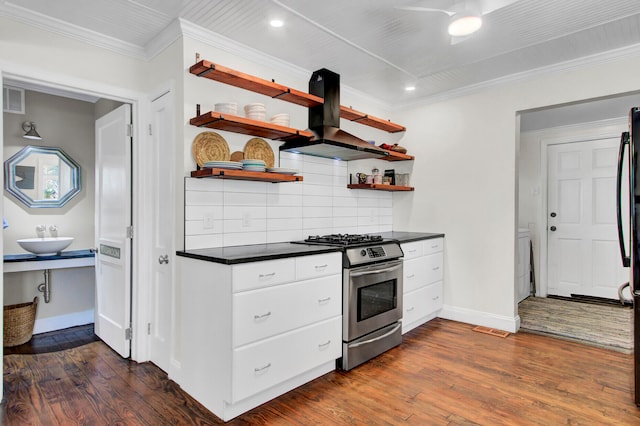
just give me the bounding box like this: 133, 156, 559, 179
270, 19, 284, 28
447, 12, 482, 36
405, 85, 416, 92
22, 121, 42, 140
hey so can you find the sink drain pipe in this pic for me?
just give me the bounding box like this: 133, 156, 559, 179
37, 269, 51, 303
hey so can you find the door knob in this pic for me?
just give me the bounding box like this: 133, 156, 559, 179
158, 255, 169, 264
550, 212, 557, 217
550, 226, 557, 231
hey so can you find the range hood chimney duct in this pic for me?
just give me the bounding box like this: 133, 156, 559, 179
279, 68, 389, 161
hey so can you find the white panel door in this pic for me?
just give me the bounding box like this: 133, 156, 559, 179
149, 90, 174, 372
547, 138, 629, 299
95, 104, 132, 358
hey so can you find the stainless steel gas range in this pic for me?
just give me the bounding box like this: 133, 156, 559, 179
293, 234, 404, 370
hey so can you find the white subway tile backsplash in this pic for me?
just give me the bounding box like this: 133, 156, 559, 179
185, 205, 223, 221
223, 218, 267, 233
185, 190, 223, 206
303, 206, 333, 218
267, 206, 303, 219
184, 154, 396, 250
224, 191, 267, 205
223, 206, 267, 220
267, 217, 303, 231
224, 232, 267, 247
185, 234, 224, 249
185, 177, 223, 191
266, 193, 303, 207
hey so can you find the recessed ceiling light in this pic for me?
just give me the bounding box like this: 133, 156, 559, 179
405, 85, 416, 92
270, 19, 284, 28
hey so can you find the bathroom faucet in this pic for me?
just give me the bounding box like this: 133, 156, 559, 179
49, 225, 58, 237
35, 224, 46, 238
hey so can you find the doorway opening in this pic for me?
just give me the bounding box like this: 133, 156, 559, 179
516, 91, 639, 349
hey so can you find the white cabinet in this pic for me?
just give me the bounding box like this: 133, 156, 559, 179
401, 238, 444, 334
177, 252, 342, 421
517, 229, 531, 303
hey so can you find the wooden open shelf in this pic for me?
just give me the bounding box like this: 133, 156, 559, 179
190, 60, 323, 108
347, 184, 414, 192
339, 106, 406, 133
190, 59, 406, 134
382, 151, 414, 161
190, 111, 313, 142
191, 168, 303, 183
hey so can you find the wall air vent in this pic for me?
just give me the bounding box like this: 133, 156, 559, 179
3, 85, 25, 114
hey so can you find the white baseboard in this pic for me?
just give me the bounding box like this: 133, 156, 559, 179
439, 304, 519, 333
33, 309, 94, 334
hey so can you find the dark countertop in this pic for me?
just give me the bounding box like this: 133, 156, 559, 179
176, 232, 444, 265
377, 231, 445, 244
176, 242, 342, 265
4, 249, 96, 263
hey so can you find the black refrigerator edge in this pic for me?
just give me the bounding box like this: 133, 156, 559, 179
617, 107, 640, 406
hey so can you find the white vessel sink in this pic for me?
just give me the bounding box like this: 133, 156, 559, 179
17, 237, 74, 256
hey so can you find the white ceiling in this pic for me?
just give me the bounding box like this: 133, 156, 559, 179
2, 0, 640, 105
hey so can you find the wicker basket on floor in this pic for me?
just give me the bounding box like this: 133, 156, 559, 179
4, 297, 38, 347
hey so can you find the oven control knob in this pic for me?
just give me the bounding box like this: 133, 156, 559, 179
360, 249, 367, 257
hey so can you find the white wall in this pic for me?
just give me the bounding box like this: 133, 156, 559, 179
394, 49, 640, 330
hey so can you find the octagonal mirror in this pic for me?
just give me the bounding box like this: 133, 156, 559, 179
4, 145, 81, 208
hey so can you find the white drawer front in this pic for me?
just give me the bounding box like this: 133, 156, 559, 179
295, 252, 342, 281
424, 252, 444, 285
425, 281, 443, 313
232, 258, 295, 292
232, 316, 341, 403
402, 285, 430, 330
424, 238, 444, 255
403, 257, 429, 293
233, 275, 341, 346
401, 241, 424, 260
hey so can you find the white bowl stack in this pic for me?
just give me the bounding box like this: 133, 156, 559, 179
270, 113, 290, 127
244, 103, 266, 121
214, 102, 238, 115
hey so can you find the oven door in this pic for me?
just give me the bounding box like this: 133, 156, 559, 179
344, 259, 403, 342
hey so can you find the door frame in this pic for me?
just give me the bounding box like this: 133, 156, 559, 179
538, 118, 627, 297
0, 65, 154, 363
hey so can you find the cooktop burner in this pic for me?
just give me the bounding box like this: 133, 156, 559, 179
302, 233, 384, 246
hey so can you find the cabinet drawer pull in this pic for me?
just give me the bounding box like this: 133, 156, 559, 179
432, 296, 440, 301
431, 245, 439, 249
314, 264, 328, 270
259, 272, 276, 279
406, 274, 415, 279
318, 340, 331, 348
254, 311, 272, 320
432, 266, 440, 271
318, 297, 331, 304
407, 249, 417, 253
406, 306, 415, 312
254, 363, 271, 372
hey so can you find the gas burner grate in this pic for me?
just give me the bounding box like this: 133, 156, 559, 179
304, 234, 383, 246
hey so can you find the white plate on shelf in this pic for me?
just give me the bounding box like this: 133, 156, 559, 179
266, 167, 299, 175
203, 161, 242, 169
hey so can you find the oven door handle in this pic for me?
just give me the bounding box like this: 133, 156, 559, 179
350, 263, 402, 277
348, 322, 402, 348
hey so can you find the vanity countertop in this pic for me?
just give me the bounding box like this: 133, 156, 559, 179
4, 249, 95, 272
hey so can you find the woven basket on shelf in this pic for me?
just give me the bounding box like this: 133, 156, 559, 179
4, 297, 38, 347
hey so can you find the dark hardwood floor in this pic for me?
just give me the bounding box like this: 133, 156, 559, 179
2, 318, 639, 425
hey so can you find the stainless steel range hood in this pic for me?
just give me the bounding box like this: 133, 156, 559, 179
280, 68, 389, 161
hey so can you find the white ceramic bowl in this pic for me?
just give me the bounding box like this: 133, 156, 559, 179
214, 102, 237, 115
17, 237, 74, 256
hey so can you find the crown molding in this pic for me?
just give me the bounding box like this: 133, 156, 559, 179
400, 42, 640, 110
145, 19, 182, 60
0, 1, 145, 59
